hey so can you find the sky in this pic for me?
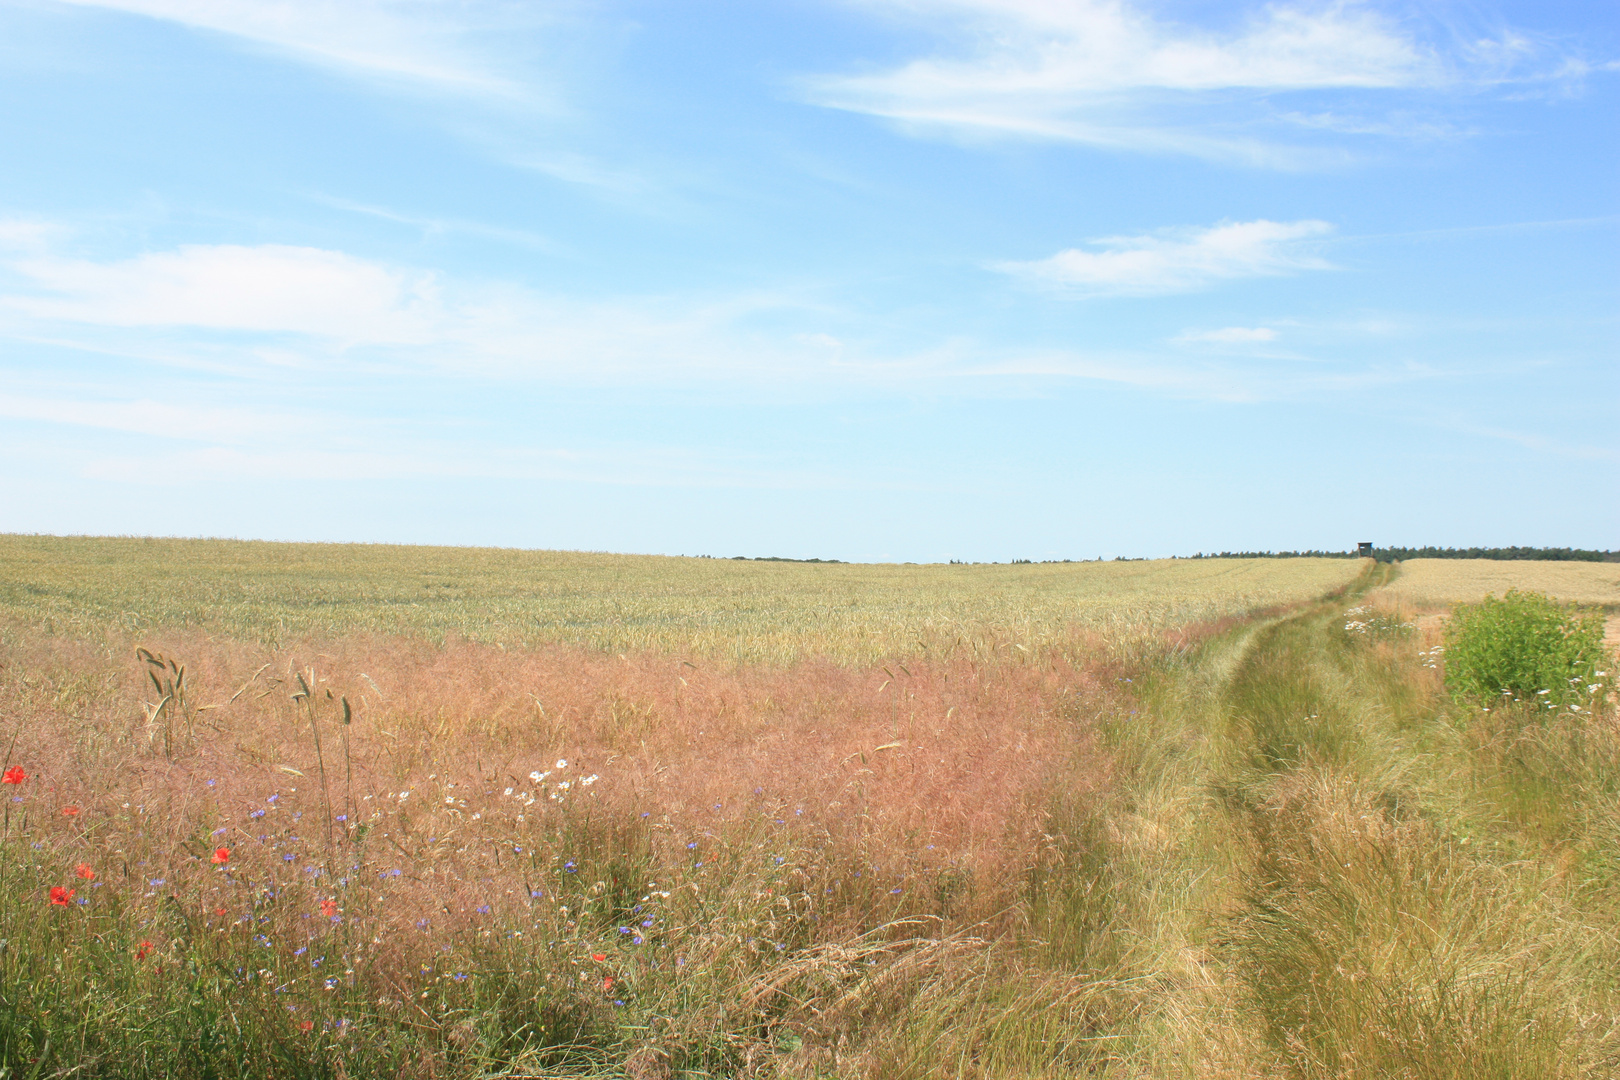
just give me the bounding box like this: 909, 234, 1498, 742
0, 0, 1615, 562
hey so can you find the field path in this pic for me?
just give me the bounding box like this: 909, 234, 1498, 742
1080, 563, 1615, 1076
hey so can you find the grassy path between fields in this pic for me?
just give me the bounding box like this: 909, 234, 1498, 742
1041, 562, 1620, 1079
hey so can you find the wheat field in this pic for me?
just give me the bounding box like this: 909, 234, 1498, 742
0, 535, 1363, 664
1374, 557, 1620, 610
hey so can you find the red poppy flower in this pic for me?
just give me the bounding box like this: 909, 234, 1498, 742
602, 976, 614, 993
298, 1020, 314, 1033
320, 899, 338, 918
211, 847, 230, 865
48, 886, 76, 906
136, 940, 154, 961
591, 952, 607, 962
61, 805, 80, 817
214, 906, 227, 916
74, 863, 94, 879
2, 766, 25, 785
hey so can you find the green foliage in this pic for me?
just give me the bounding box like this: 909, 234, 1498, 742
1442, 589, 1611, 710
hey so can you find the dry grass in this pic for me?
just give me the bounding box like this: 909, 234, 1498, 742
0, 618, 1127, 1076
0, 535, 1364, 665
1372, 558, 1620, 611
9, 629, 1104, 911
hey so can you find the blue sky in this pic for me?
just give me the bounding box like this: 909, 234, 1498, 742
1, 0, 1614, 561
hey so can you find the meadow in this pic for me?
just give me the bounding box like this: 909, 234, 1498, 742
0, 539, 1615, 1078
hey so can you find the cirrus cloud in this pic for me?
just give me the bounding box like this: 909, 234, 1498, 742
8, 244, 442, 345
993, 219, 1334, 296
0, 237, 856, 382
807, 1, 1584, 164
1176, 326, 1279, 344
45, 0, 554, 99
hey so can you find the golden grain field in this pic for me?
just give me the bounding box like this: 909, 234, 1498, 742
0, 535, 1364, 663
1375, 558, 1620, 610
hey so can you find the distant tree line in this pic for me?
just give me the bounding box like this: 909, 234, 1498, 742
1189, 547, 1619, 563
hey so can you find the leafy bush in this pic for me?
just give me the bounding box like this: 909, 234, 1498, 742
1443, 589, 1611, 710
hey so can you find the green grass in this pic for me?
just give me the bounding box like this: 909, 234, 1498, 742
0, 534, 1362, 664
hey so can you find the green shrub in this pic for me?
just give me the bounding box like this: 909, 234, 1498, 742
1443, 590, 1611, 710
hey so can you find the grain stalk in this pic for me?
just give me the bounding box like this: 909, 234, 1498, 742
293, 669, 337, 865
136, 647, 193, 758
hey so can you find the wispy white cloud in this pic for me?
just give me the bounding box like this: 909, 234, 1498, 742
0, 390, 864, 489
0, 231, 1402, 406
0, 391, 318, 443
0, 239, 846, 382
48, 0, 550, 99
807, 1, 1583, 163
6, 244, 444, 343
1176, 326, 1279, 344
516, 151, 651, 196
993, 219, 1333, 296
68, 442, 867, 489
1457, 424, 1620, 464
307, 194, 565, 252
952, 347, 1430, 403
